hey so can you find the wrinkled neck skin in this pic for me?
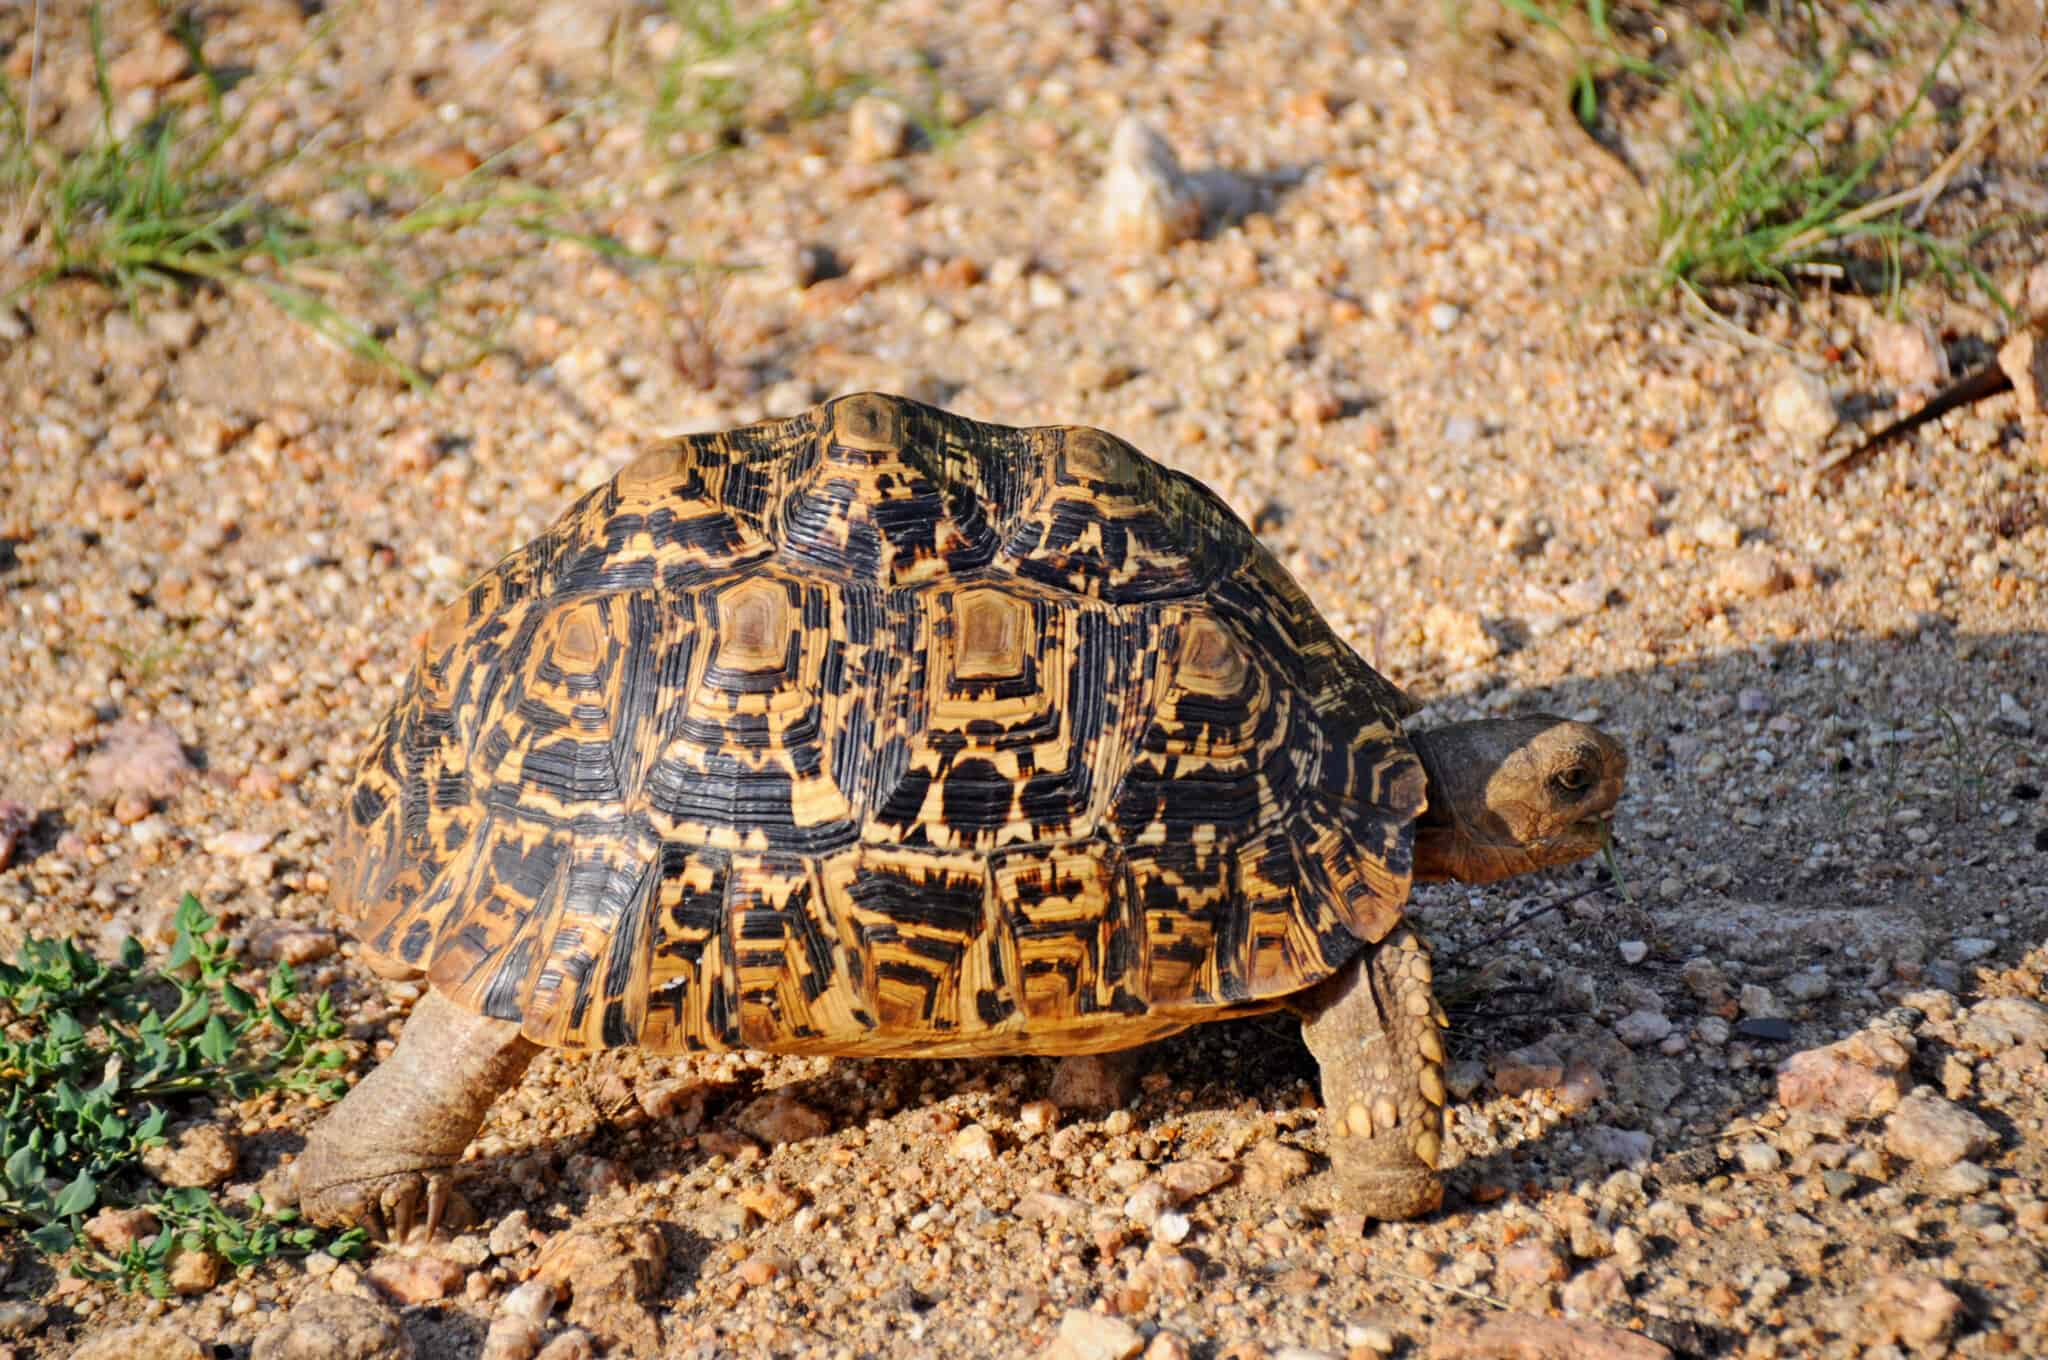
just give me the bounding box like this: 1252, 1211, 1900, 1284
1408, 716, 1626, 883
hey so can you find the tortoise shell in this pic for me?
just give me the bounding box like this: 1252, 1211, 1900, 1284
335, 393, 1426, 1057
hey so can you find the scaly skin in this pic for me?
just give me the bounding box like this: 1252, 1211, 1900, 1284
1295, 927, 1448, 1220
297, 990, 539, 1241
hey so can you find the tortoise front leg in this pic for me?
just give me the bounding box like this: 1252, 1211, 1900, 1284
1293, 927, 1447, 1221
298, 989, 540, 1240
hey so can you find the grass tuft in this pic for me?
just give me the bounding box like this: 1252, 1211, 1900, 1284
0, 894, 364, 1295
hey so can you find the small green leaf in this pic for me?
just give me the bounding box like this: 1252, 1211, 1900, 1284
51, 1169, 98, 1216
221, 982, 257, 1017
27, 1222, 74, 1255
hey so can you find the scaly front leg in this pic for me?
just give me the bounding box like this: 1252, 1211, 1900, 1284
1293, 927, 1448, 1221
298, 990, 540, 1240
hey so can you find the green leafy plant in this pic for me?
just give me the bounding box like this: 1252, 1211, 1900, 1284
0, 894, 363, 1292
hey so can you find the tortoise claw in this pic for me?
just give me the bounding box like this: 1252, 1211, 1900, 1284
301, 1165, 457, 1243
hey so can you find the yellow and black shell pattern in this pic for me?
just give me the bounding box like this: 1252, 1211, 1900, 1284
334, 394, 1427, 1057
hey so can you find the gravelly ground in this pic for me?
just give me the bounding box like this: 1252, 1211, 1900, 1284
2, 2, 2046, 1358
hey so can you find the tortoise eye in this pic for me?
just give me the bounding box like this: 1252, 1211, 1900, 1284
1552, 765, 1592, 795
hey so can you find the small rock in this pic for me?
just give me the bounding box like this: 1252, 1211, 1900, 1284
1445, 1059, 1488, 1100
142, 1122, 238, 1188
1617, 940, 1648, 965
1734, 1141, 1782, 1174
2000, 329, 2046, 414
1123, 1181, 1170, 1226
950, 1123, 997, 1161
1019, 1099, 1060, 1134
735, 1249, 791, 1287
252, 1294, 415, 1360
367, 1254, 465, 1304
1614, 1010, 1672, 1048
1346, 1323, 1398, 1355
480, 1317, 544, 1360
1495, 1239, 1569, 1290
1428, 302, 1462, 333
731, 1092, 831, 1144
535, 1332, 596, 1360
166, 1244, 220, 1295
848, 96, 910, 163
1884, 1089, 1995, 1169
1961, 997, 2048, 1053
1777, 1030, 1914, 1119
1739, 984, 1786, 1020
1158, 1157, 1231, 1204
489, 1209, 535, 1258
1016, 1191, 1089, 1222
1582, 1126, 1654, 1168
1097, 117, 1204, 253
1991, 692, 2034, 737
501, 1279, 560, 1327
1863, 1270, 1964, 1348
251, 923, 342, 965
86, 720, 195, 802
1044, 1307, 1144, 1360
738, 1181, 803, 1223
1692, 513, 1743, 550
1244, 1138, 1313, 1193
1717, 550, 1790, 600
1427, 1311, 1672, 1359
1782, 970, 1832, 1003
1868, 319, 1948, 392
1155, 1210, 1192, 1244
1938, 1161, 1994, 1196
85, 1204, 160, 1253
71, 1322, 208, 1360
1145, 1333, 1192, 1360
785, 241, 843, 290
1560, 1261, 1629, 1318
1764, 370, 1835, 443
1491, 1043, 1564, 1095
533, 1221, 667, 1351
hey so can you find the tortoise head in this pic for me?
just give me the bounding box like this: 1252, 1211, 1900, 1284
1407, 716, 1627, 883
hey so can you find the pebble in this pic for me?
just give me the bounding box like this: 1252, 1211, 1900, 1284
250, 1294, 414, 1360
1937, 1161, 1993, 1196
1244, 1138, 1313, 1192
1614, 1010, 1672, 1047
1961, 996, 2048, 1052
2000, 328, 2045, 414
1763, 370, 1835, 442
142, 1123, 238, 1188
480, 1317, 544, 1360
950, 1123, 997, 1161
1867, 318, 1947, 392
367, 1254, 465, 1304
1861, 1270, 1964, 1348
1491, 1042, 1564, 1094
1346, 1323, 1397, 1355
1692, 513, 1743, 550
1045, 1308, 1144, 1360
84, 1205, 160, 1253
1159, 1158, 1232, 1204
166, 1245, 220, 1295
1734, 1141, 1782, 1174
847, 95, 911, 163
731, 1092, 831, 1144
1427, 302, 1462, 333
1049, 1054, 1133, 1112
489, 1210, 535, 1258
85, 720, 196, 802
1155, 1210, 1192, 1244
1717, 549, 1791, 599
1495, 1239, 1569, 1289
501, 1279, 560, 1326
535, 1332, 596, 1360
1582, 1126, 1654, 1168
1884, 1089, 1995, 1168
1777, 1030, 1914, 1118
1018, 1099, 1060, 1134
1617, 940, 1648, 964
1097, 117, 1204, 253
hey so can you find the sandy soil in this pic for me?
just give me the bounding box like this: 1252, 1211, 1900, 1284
2, 2, 2046, 1357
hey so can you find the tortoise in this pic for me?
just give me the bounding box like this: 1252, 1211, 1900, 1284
298, 392, 1626, 1237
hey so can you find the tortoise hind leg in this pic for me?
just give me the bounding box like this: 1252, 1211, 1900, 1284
298, 989, 540, 1240
1293, 927, 1447, 1221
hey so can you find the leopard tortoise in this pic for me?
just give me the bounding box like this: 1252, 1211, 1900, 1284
299, 392, 1626, 1236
